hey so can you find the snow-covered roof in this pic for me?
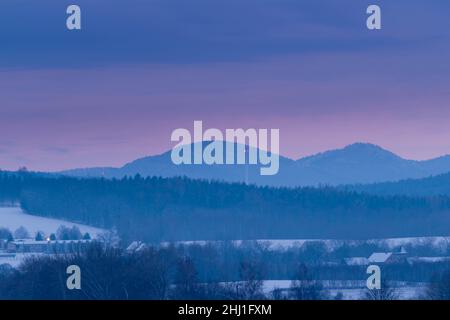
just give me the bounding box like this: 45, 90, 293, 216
344, 257, 369, 266
127, 241, 147, 252
136, 243, 147, 252
11, 239, 91, 245
126, 241, 140, 251
368, 252, 392, 263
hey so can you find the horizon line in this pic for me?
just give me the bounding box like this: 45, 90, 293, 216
29, 141, 449, 173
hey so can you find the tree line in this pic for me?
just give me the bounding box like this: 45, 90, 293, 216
1, 241, 450, 300
2, 171, 450, 242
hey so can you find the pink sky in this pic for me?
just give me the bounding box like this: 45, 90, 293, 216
1, 1, 450, 171
1, 51, 450, 172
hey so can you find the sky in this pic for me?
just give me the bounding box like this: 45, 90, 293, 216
0, 0, 450, 171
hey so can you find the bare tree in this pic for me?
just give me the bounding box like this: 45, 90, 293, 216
14, 226, 29, 239
235, 260, 265, 300
364, 279, 398, 300
97, 227, 120, 247
425, 270, 450, 300
0, 227, 12, 240
289, 263, 326, 300
172, 256, 202, 299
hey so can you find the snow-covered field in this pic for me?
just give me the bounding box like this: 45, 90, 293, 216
219, 280, 426, 300
0, 253, 43, 268
163, 236, 450, 252
0, 206, 105, 238
261, 280, 427, 300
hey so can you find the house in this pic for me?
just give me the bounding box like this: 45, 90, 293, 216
345, 247, 409, 266
368, 249, 408, 265
6, 239, 92, 254
126, 241, 147, 253
9, 240, 48, 253
0, 239, 94, 268
368, 252, 392, 264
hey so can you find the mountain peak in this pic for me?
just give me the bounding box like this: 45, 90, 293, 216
342, 143, 404, 161
342, 142, 395, 154
300, 142, 400, 161
344, 142, 383, 150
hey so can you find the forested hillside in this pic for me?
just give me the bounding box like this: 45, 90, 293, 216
343, 172, 450, 197
2, 171, 450, 242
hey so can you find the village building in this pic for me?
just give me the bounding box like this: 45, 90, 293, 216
2, 239, 92, 255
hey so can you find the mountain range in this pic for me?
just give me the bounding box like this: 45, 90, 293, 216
60, 142, 450, 187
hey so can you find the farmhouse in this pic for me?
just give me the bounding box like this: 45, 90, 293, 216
3, 239, 92, 254
368, 250, 408, 265
344, 248, 409, 266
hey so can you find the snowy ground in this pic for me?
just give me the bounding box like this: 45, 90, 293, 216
262, 280, 427, 300
163, 236, 450, 252
218, 280, 426, 300
0, 206, 105, 238
0, 253, 44, 268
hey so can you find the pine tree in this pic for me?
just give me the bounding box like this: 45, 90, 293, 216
35, 232, 44, 241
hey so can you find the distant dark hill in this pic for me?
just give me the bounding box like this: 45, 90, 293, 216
60, 142, 450, 187
293, 143, 424, 185
60, 141, 298, 185
344, 172, 450, 197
